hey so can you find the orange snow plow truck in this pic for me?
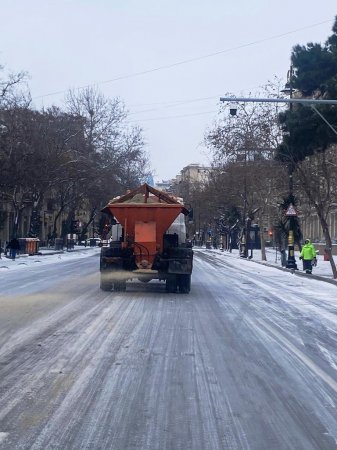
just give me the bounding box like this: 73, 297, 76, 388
100, 184, 193, 293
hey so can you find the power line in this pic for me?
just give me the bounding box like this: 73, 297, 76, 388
33, 18, 333, 101
128, 95, 220, 115
128, 83, 269, 112
129, 109, 218, 122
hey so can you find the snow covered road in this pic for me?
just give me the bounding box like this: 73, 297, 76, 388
1, 249, 337, 449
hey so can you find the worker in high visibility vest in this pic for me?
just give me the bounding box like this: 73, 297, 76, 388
299, 239, 317, 274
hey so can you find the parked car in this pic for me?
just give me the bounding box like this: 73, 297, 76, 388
78, 238, 101, 246
87, 238, 101, 246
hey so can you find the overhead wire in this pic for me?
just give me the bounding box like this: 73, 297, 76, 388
33, 18, 333, 101
128, 109, 219, 122
128, 95, 221, 115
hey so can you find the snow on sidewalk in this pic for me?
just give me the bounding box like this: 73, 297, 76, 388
197, 246, 337, 283
0, 247, 100, 273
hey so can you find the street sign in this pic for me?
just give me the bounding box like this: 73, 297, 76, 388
285, 203, 297, 216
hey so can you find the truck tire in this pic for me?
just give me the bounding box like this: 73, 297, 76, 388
114, 280, 126, 292
100, 275, 111, 291
178, 274, 191, 294
165, 275, 177, 293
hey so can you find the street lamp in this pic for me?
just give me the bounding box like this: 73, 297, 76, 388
281, 65, 295, 101
220, 96, 337, 120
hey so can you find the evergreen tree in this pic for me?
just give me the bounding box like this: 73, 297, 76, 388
276, 16, 337, 165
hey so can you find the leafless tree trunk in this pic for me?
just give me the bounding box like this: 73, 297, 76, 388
295, 148, 337, 278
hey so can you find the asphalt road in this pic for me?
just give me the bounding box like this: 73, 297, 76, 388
1, 250, 337, 449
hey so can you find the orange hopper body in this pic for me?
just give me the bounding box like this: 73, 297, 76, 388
102, 184, 188, 268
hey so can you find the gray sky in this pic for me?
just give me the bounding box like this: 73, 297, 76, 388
1, 1, 336, 182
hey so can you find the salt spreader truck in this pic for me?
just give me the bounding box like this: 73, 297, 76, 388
99, 184, 193, 293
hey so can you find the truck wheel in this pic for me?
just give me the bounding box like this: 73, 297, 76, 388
114, 281, 126, 292
166, 275, 177, 293
100, 275, 111, 291
178, 274, 191, 294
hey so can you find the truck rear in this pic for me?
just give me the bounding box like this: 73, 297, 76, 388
100, 184, 193, 293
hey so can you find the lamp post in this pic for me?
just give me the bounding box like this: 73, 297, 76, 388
281, 66, 298, 269
284, 203, 298, 269
240, 147, 249, 258
0, 125, 8, 243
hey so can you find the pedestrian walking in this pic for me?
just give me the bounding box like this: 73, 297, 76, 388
299, 239, 317, 274
8, 237, 21, 260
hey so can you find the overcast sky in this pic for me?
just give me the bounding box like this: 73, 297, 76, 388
1, 1, 336, 182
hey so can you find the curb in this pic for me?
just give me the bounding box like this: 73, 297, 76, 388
37, 246, 98, 256
241, 256, 337, 287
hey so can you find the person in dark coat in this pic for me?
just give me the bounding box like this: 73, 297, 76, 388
8, 238, 20, 260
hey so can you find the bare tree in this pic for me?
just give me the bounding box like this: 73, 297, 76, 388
294, 147, 337, 278
204, 84, 286, 258
65, 87, 151, 221
1, 78, 151, 241
0, 65, 28, 105
66, 87, 126, 152
0, 105, 90, 238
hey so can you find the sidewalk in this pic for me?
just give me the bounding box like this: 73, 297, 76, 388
202, 246, 337, 286
0, 246, 100, 272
